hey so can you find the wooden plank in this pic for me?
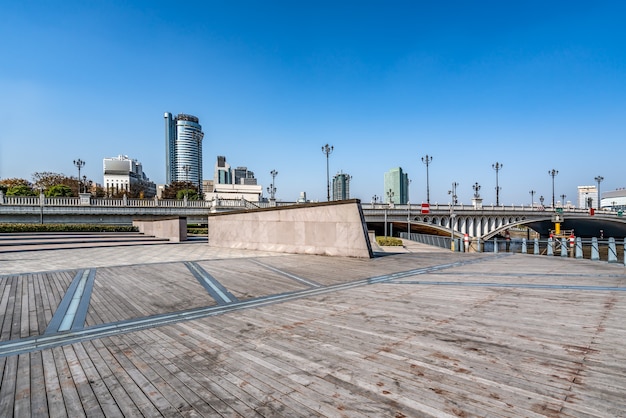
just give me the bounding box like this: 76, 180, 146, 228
52, 345, 87, 418
29, 351, 49, 416
0, 355, 17, 415
41, 349, 68, 418
13, 355, 34, 417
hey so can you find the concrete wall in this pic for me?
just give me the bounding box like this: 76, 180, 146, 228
133, 217, 187, 242
208, 200, 373, 258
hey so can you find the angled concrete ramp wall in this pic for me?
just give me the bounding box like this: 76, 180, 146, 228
208, 199, 373, 258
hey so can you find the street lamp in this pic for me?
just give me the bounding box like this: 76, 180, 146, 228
267, 169, 278, 200
595, 175, 604, 210
560, 194, 567, 207
73, 158, 85, 194
321, 144, 334, 201
529, 190, 536, 208
492, 162, 503, 206
472, 182, 481, 198
448, 182, 458, 205
371, 195, 379, 205
421, 155, 433, 204
548, 169, 558, 207
539, 195, 545, 207
448, 182, 459, 251
386, 188, 395, 204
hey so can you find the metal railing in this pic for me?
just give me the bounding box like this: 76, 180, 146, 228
401, 233, 626, 265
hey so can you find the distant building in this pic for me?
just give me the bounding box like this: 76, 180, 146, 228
384, 167, 409, 204
577, 185, 598, 209
234, 166, 257, 185
215, 156, 232, 185
164, 112, 204, 190
103, 155, 156, 198
601, 188, 626, 211
332, 172, 351, 201
205, 156, 263, 201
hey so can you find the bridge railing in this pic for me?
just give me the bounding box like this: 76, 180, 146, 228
362, 202, 603, 215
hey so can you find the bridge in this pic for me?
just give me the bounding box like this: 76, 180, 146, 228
1, 193, 626, 239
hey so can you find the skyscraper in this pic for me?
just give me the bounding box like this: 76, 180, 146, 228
384, 167, 410, 204
164, 113, 204, 190
332, 172, 351, 201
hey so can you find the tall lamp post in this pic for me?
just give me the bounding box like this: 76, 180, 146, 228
492, 162, 503, 206
73, 158, 85, 194
529, 190, 536, 209
560, 194, 567, 207
421, 155, 433, 204
448, 182, 459, 251
594, 175, 604, 210
539, 195, 545, 207
321, 144, 334, 201
384, 189, 394, 237
267, 169, 278, 200
548, 169, 559, 207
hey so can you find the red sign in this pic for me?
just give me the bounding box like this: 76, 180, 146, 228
421, 203, 430, 214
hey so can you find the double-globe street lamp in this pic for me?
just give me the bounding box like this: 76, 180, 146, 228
321, 144, 334, 202
529, 190, 536, 209
73, 158, 85, 194
548, 169, 559, 208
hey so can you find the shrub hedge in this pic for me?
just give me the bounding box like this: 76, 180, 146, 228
376, 236, 403, 246
0, 223, 138, 233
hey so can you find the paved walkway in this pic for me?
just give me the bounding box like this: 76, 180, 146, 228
1, 238, 625, 417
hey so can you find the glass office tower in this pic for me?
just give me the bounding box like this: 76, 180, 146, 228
164, 113, 204, 190
332, 172, 351, 201
384, 167, 410, 204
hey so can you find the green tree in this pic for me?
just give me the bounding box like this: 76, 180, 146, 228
32, 172, 81, 195
45, 184, 73, 197
176, 189, 200, 200
0, 178, 31, 189
6, 184, 37, 196
161, 181, 198, 199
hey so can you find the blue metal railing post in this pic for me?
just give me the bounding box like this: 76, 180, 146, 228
575, 237, 583, 259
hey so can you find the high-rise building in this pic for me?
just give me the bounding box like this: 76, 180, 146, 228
332, 172, 351, 201
384, 167, 409, 204
164, 113, 204, 190
215, 156, 232, 185
103, 155, 156, 198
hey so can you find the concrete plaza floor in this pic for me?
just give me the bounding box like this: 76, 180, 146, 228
0, 238, 625, 417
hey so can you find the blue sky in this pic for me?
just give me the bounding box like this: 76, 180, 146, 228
1, 1, 625, 205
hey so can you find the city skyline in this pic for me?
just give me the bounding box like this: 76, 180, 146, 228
2, 2, 625, 204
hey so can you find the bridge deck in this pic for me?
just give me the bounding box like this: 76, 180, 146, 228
0, 240, 625, 416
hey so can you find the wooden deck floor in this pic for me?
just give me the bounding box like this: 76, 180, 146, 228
1, 249, 625, 417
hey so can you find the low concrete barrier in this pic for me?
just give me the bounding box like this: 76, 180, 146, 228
208, 200, 373, 258
133, 217, 187, 242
